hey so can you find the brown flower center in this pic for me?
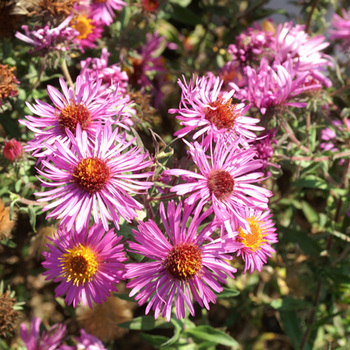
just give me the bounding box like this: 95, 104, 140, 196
208, 170, 234, 201
204, 98, 238, 130
59, 102, 92, 133
164, 243, 202, 281
72, 157, 110, 193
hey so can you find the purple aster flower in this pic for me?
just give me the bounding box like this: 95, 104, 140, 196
169, 74, 262, 142
70, 5, 104, 52
21, 74, 132, 157
227, 20, 274, 66
166, 137, 272, 233
125, 200, 236, 321
224, 208, 278, 273
274, 21, 333, 87
42, 222, 126, 308
81, 48, 129, 96
253, 128, 278, 169
15, 15, 79, 55
35, 122, 153, 232
329, 9, 350, 46
20, 317, 66, 350
235, 58, 319, 115
90, 0, 126, 26
74, 329, 107, 349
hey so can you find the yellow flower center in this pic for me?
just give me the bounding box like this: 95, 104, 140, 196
58, 101, 92, 133
164, 243, 202, 281
204, 98, 239, 130
71, 14, 94, 40
60, 244, 98, 286
237, 217, 267, 252
72, 157, 111, 194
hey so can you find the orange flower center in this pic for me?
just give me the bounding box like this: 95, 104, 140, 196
73, 157, 111, 193
204, 98, 239, 130
237, 217, 267, 252
58, 102, 92, 133
71, 14, 95, 40
60, 244, 98, 285
208, 170, 234, 201
164, 243, 202, 281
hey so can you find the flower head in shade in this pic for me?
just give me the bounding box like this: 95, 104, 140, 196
169, 74, 261, 142
35, 123, 153, 232
90, 0, 126, 26
227, 209, 278, 273
15, 15, 79, 55
125, 201, 236, 321
166, 138, 272, 233
141, 0, 159, 12
3, 139, 23, 161
227, 20, 275, 67
70, 5, 104, 52
330, 9, 350, 46
20, 317, 66, 350
0, 64, 19, 106
42, 223, 126, 308
21, 74, 131, 156
274, 21, 333, 87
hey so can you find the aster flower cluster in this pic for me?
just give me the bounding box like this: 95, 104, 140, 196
20, 317, 107, 350
223, 19, 333, 115
15, 0, 126, 56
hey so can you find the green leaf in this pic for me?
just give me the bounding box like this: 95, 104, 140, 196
169, 0, 192, 7
141, 334, 171, 348
27, 205, 37, 232
184, 325, 239, 348
277, 225, 321, 257
301, 201, 319, 226
118, 316, 171, 331
170, 4, 202, 25
293, 175, 328, 190
216, 286, 240, 299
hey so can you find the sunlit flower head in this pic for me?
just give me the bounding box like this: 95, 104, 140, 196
329, 9, 350, 44
35, 123, 153, 232
21, 74, 132, 157
169, 74, 261, 142
70, 4, 104, 52
166, 137, 272, 233
20, 317, 66, 350
15, 15, 79, 55
225, 208, 278, 273
90, 0, 126, 26
42, 223, 126, 308
274, 21, 333, 87
125, 200, 236, 321
235, 57, 320, 115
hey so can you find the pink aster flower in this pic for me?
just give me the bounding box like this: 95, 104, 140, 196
15, 15, 79, 55
80, 48, 129, 96
42, 222, 126, 308
21, 74, 132, 157
70, 5, 104, 52
169, 74, 262, 142
125, 200, 236, 321
235, 58, 319, 115
20, 317, 66, 350
35, 122, 153, 232
329, 9, 350, 45
166, 137, 272, 233
3, 138, 23, 161
253, 128, 278, 169
225, 208, 278, 273
274, 21, 333, 87
227, 21, 274, 66
90, 0, 126, 26
74, 329, 107, 350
